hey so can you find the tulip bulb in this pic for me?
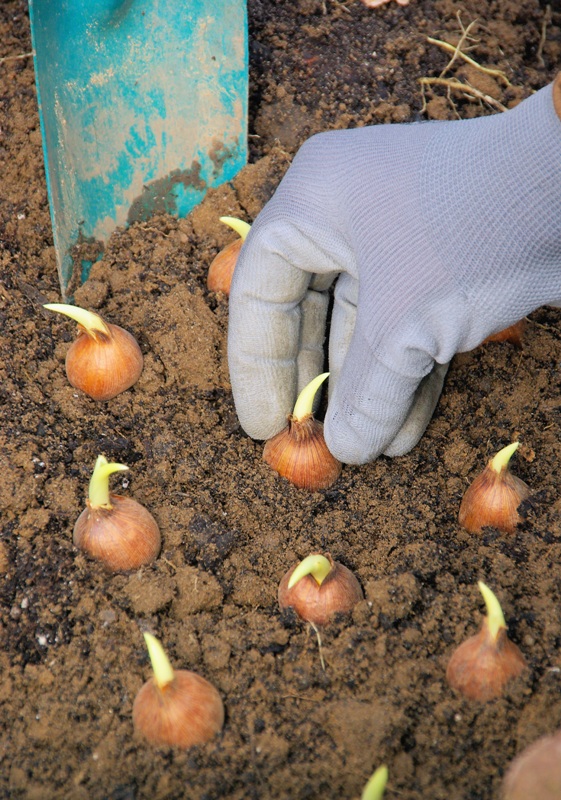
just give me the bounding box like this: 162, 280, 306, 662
207, 216, 251, 294
278, 553, 363, 626
73, 455, 161, 572
482, 319, 526, 348
446, 581, 526, 702
133, 633, 224, 749
458, 442, 530, 534
263, 373, 342, 491
44, 303, 143, 401
502, 730, 561, 800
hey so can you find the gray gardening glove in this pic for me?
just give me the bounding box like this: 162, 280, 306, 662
228, 77, 561, 465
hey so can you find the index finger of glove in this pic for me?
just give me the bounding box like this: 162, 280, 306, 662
228, 221, 334, 441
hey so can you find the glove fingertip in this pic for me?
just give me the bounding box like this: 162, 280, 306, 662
239, 414, 287, 443
323, 407, 379, 466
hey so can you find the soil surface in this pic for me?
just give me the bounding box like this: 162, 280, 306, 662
1, 1, 561, 799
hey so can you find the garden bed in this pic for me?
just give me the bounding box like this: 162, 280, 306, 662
1, 1, 561, 797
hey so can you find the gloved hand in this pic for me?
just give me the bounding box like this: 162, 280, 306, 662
228, 76, 561, 464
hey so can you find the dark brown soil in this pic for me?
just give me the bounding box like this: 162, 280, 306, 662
2, 1, 561, 798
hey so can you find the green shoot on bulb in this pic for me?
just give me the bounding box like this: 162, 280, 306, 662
288, 554, 333, 589
143, 632, 175, 689
292, 373, 329, 422
44, 303, 110, 337
88, 455, 129, 509
219, 216, 251, 240
490, 442, 519, 474
478, 581, 507, 641
361, 765, 388, 800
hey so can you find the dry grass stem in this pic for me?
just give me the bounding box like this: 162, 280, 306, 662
419, 77, 508, 113
427, 36, 510, 85
0, 51, 34, 64
537, 4, 552, 68
435, 16, 480, 78
310, 622, 326, 671
419, 13, 513, 116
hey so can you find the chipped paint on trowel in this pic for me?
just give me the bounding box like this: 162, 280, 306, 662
29, 0, 248, 297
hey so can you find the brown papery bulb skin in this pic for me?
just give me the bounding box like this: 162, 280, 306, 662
278, 558, 364, 626
458, 463, 530, 534
133, 670, 224, 749
73, 494, 161, 572
502, 730, 561, 800
207, 238, 243, 295
446, 619, 526, 702
482, 319, 526, 348
263, 414, 342, 491
66, 323, 143, 401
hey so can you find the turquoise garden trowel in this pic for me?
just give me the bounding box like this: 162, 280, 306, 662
29, 0, 248, 297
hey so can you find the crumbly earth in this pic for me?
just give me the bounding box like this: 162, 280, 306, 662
1, 1, 561, 799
